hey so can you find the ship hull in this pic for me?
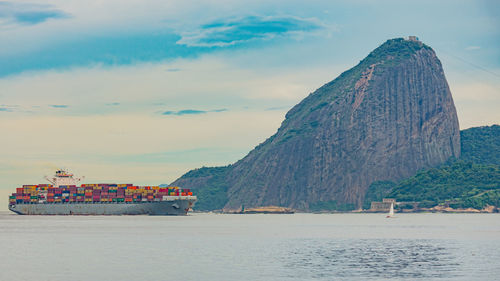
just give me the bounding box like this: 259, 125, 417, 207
8, 199, 195, 215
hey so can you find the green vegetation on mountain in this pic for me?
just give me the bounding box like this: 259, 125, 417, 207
177, 166, 231, 211
377, 125, 500, 209
460, 125, 500, 165
388, 161, 499, 208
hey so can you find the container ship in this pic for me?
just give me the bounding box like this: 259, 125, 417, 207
8, 170, 196, 215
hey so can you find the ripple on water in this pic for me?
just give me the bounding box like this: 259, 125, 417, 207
284, 239, 461, 280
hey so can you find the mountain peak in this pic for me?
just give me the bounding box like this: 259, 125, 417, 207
172, 38, 460, 211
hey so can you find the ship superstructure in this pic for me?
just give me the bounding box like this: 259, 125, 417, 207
8, 170, 196, 215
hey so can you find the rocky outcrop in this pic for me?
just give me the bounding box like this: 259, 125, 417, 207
172, 38, 461, 210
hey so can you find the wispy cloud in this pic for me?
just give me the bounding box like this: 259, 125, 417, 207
465, 46, 481, 51
50, 104, 69, 108
265, 106, 291, 111
162, 108, 228, 116
211, 109, 228, 113
0, 1, 69, 25
176, 15, 325, 47
106, 102, 120, 106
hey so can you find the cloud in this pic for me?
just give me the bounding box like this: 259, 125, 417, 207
0, 1, 69, 25
162, 108, 227, 116
465, 46, 481, 51
50, 104, 69, 108
265, 106, 291, 111
0, 10, 330, 77
106, 102, 120, 106
0, 104, 18, 112
176, 15, 324, 47
211, 108, 228, 113
0, 32, 197, 77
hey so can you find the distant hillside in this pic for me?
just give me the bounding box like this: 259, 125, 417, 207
364, 125, 500, 209
172, 37, 461, 211
460, 125, 500, 165
175, 166, 230, 211
387, 161, 499, 209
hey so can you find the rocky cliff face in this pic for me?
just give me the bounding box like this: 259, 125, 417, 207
172, 38, 461, 210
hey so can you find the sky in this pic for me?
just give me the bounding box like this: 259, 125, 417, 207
0, 0, 499, 209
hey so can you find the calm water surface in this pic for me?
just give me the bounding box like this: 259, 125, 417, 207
0, 212, 499, 281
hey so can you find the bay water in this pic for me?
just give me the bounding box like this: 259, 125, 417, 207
1, 212, 499, 281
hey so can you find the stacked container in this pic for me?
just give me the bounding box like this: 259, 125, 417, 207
9, 184, 192, 205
